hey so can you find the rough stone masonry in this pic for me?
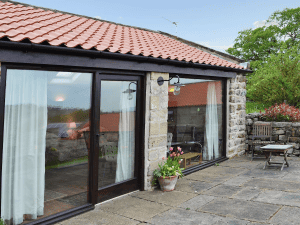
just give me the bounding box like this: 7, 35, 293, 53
227, 73, 247, 158
144, 72, 169, 190
144, 72, 248, 190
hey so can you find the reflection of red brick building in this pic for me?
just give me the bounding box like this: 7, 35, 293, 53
168, 81, 222, 107
168, 81, 223, 142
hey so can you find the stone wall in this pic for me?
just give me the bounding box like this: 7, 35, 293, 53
227, 73, 247, 158
144, 72, 169, 190
246, 113, 300, 154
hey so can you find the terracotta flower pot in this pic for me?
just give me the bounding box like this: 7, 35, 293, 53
158, 175, 178, 192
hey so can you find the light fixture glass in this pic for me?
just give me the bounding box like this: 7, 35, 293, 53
127, 92, 134, 100
123, 82, 137, 100
174, 86, 181, 95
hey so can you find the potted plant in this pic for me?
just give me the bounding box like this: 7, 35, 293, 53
153, 147, 184, 191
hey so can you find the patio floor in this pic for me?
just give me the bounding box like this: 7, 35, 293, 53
56, 155, 300, 225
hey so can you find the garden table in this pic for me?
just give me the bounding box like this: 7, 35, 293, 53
260, 144, 293, 171
180, 152, 202, 169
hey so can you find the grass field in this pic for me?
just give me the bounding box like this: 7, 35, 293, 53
45, 155, 88, 170
246, 102, 272, 114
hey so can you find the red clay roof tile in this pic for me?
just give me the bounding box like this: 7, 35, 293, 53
0, 1, 245, 70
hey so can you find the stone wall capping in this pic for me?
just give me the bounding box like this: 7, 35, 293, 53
272, 122, 292, 128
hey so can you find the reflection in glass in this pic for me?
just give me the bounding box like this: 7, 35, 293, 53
1, 70, 92, 224
98, 81, 136, 188
168, 78, 223, 169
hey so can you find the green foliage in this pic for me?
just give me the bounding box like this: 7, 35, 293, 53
45, 155, 88, 170
48, 109, 90, 123
246, 45, 300, 107
50, 147, 57, 152
226, 7, 300, 71
152, 148, 184, 186
226, 26, 281, 71
246, 102, 272, 114
0, 218, 4, 225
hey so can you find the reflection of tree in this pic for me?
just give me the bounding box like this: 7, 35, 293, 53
48, 109, 90, 123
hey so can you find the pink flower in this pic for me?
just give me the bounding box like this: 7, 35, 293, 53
179, 160, 182, 164
181, 152, 183, 155
162, 157, 165, 160
169, 147, 173, 151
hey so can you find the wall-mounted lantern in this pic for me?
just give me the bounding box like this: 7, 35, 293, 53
157, 75, 185, 95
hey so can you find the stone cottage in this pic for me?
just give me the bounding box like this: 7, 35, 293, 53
0, 0, 251, 224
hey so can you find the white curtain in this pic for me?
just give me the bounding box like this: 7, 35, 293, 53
204, 82, 219, 160
1, 70, 47, 224
115, 83, 135, 183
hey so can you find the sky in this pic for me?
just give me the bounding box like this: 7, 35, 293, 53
16, 0, 300, 53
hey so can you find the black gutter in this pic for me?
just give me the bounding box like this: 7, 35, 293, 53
0, 40, 253, 74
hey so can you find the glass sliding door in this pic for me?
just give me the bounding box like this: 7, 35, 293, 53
97, 75, 140, 202
168, 78, 224, 169
1, 69, 92, 224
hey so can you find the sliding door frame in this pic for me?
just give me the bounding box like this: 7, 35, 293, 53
96, 74, 143, 203
0, 63, 145, 224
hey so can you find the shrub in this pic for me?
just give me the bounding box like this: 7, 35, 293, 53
246, 44, 300, 108
260, 103, 300, 122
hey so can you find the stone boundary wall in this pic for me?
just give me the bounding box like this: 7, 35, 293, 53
227, 73, 247, 158
144, 72, 169, 190
246, 113, 300, 154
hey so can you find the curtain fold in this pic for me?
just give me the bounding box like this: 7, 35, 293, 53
1, 70, 47, 224
204, 82, 219, 160
115, 83, 135, 183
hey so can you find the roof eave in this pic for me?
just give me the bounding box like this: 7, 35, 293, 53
0, 40, 252, 74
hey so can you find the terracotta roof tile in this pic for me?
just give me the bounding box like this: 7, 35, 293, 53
0, 1, 245, 70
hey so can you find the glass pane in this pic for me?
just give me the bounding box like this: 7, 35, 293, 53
168, 78, 223, 169
1, 70, 92, 224
99, 81, 136, 188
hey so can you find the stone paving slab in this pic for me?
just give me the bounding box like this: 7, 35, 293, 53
242, 178, 300, 192
253, 190, 300, 207
232, 187, 262, 201
149, 208, 250, 225
241, 168, 288, 179
223, 176, 253, 186
178, 194, 216, 210
131, 190, 197, 207
199, 198, 280, 222
185, 172, 232, 183
282, 165, 300, 173
98, 195, 172, 221
175, 178, 216, 194
56, 208, 140, 225
201, 166, 248, 177
203, 184, 243, 197
269, 206, 300, 225
280, 172, 300, 182
220, 160, 263, 169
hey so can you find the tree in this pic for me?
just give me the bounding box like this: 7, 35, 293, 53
226, 7, 300, 71
246, 45, 300, 107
